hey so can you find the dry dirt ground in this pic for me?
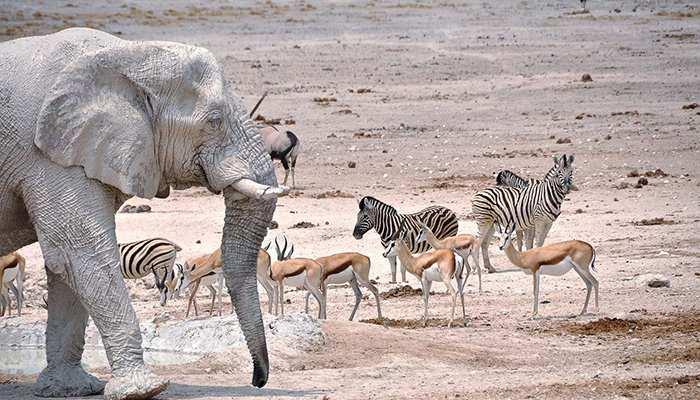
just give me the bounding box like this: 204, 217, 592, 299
1, 0, 699, 399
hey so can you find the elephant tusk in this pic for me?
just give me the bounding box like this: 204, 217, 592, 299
230, 179, 289, 200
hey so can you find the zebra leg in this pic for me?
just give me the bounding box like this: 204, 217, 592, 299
35, 269, 105, 397
535, 221, 553, 248
515, 230, 524, 252
479, 223, 497, 273
525, 228, 535, 250
387, 255, 398, 283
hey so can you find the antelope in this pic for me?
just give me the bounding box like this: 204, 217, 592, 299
383, 223, 463, 327
416, 222, 482, 294
499, 226, 599, 317
306, 252, 382, 321
250, 91, 302, 188
1, 252, 26, 316
269, 240, 326, 319
179, 249, 225, 317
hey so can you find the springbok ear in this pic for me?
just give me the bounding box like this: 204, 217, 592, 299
35, 45, 171, 199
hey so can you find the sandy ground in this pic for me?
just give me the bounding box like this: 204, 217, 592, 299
1, 0, 699, 399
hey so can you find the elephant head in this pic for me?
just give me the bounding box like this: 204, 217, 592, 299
33, 39, 281, 387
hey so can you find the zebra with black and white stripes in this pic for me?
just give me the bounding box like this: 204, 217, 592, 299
472, 154, 575, 273
496, 164, 560, 251
118, 238, 182, 306
353, 196, 459, 283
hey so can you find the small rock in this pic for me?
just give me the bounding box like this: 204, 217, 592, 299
290, 221, 316, 229
385, 163, 392, 167
581, 73, 593, 82
637, 177, 649, 187
347, 161, 356, 168
681, 103, 698, 110
120, 204, 151, 213
604, 134, 612, 140
269, 221, 279, 229
635, 274, 670, 288
327, 133, 337, 138
627, 170, 640, 177
556, 137, 572, 144
196, 240, 201, 244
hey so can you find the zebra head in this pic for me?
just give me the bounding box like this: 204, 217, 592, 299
353, 197, 376, 239
552, 154, 575, 194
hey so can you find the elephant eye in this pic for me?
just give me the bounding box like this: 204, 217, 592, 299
207, 115, 223, 131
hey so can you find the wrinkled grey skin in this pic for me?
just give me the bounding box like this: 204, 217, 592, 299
0, 28, 281, 399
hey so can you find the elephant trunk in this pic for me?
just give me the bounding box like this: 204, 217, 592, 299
222, 187, 275, 388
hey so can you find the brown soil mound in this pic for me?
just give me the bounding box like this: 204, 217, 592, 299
554, 313, 700, 338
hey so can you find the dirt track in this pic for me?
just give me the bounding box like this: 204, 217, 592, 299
1, 1, 699, 399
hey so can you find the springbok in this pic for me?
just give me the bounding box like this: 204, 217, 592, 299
1, 252, 26, 316
416, 222, 482, 294
383, 223, 463, 327
306, 252, 382, 321
269, 240, 326, 319
499, 226, 598, 316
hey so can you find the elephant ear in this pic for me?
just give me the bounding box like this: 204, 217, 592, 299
35, 45, 166, 199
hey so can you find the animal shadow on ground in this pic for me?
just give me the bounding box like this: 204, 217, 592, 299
0, 383, 325, 399
165, 383, 326, 398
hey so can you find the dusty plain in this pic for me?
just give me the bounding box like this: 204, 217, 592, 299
1, 0, 699, 399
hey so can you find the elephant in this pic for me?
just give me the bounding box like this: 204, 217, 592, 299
0, 28, 287, 399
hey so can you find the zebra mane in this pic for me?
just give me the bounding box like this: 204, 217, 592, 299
359, 196, 397, 214
496, 170, 528, 188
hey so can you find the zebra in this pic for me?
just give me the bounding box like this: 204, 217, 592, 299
118, 238, 182, 306
495, 164, 560, 251
352, 196, 459, 283
472, 154, 575, 273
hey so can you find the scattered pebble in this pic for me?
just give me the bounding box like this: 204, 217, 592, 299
581, 73, 593, 82
120, 204, 151, 213
347, 161, 357, 168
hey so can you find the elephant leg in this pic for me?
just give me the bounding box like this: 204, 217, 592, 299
35, 270, 105, 397
22, 172, 167, 400
66, 250, 168, 400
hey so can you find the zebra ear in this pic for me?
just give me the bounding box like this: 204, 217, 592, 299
567, 154, 575, 165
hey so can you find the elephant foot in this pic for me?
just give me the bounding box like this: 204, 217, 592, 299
35, 364, 106, 397
104, 367, 169, 400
